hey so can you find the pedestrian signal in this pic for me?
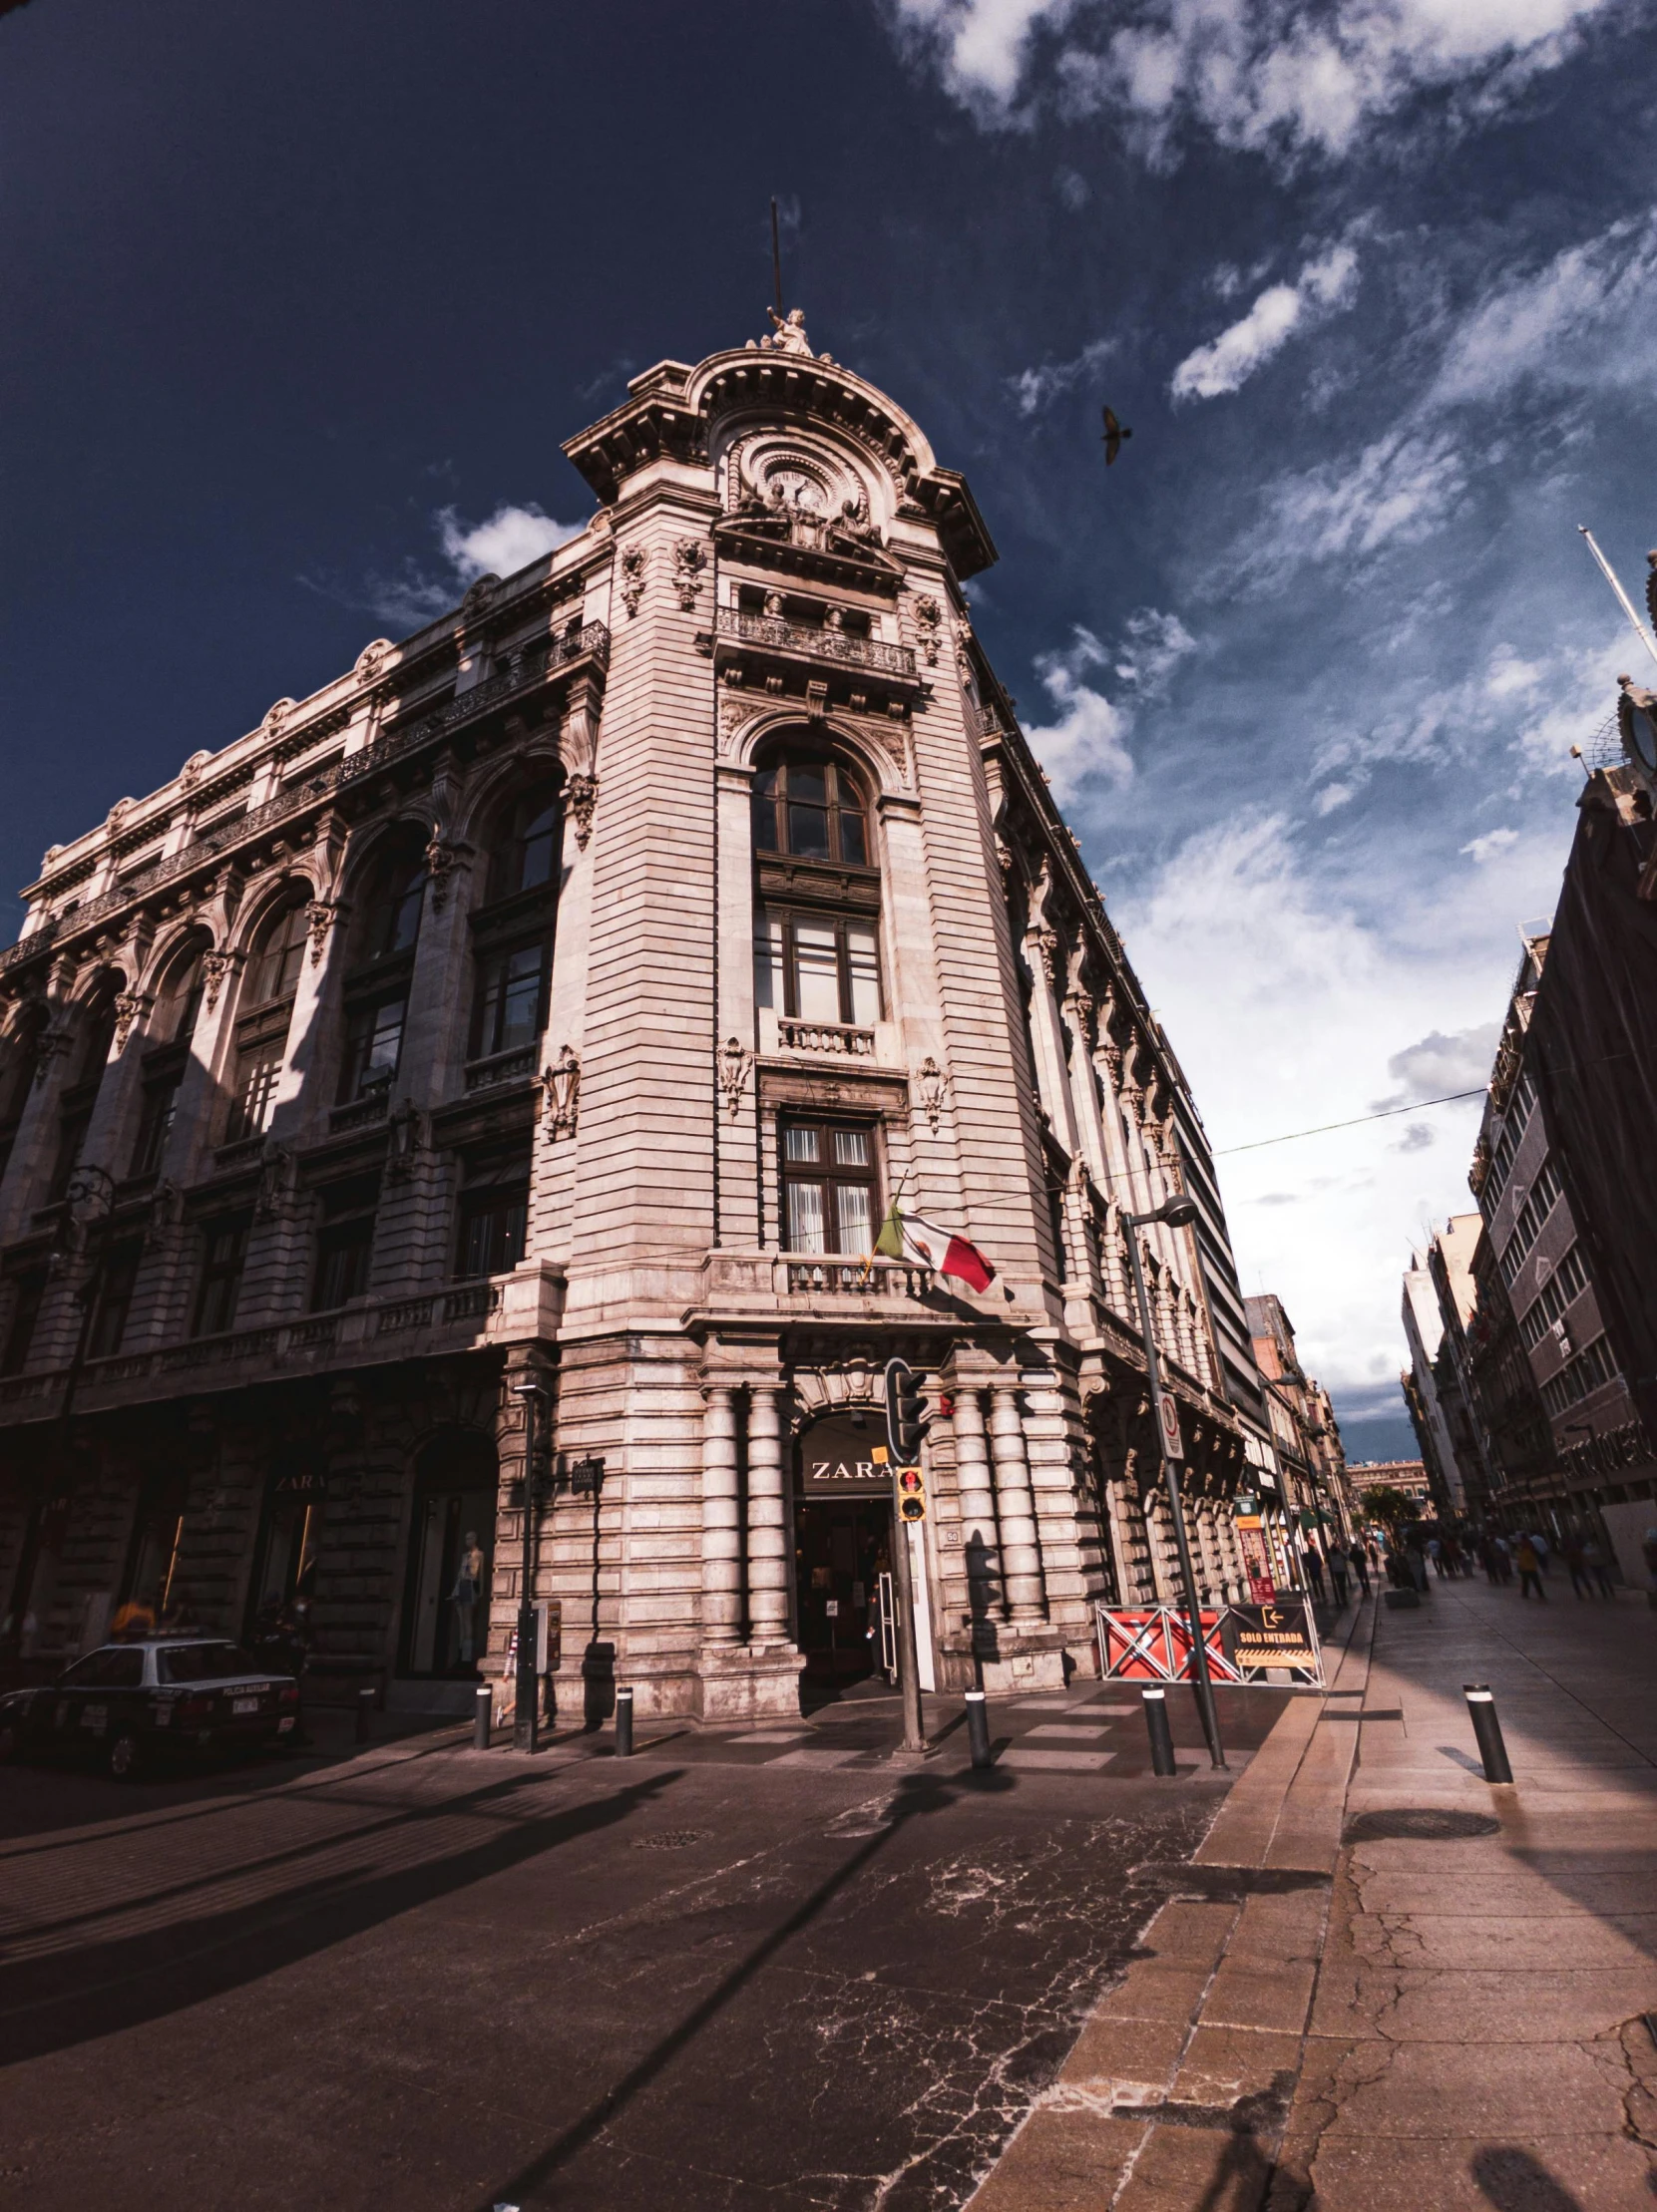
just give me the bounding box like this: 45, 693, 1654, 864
896, 1466, 926, 1523
884, 1358, 927, 1466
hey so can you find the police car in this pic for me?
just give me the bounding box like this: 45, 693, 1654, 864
0, 1635, 300, 1778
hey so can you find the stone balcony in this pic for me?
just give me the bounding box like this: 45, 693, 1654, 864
0, 1260, 565, 1426
688, 1251, 954, 1332
709, 605, 918, 680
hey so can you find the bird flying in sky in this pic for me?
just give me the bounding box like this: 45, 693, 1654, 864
1101, 405, 1132, 467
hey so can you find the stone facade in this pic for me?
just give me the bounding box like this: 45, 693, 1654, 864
0, 321, 1262, 1717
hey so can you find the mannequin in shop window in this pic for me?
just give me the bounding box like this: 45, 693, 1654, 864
450, 1530, 484, 1663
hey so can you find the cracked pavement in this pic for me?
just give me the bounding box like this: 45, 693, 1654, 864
0, 1682, 1277, 2211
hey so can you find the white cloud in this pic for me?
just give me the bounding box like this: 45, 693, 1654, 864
1172, 242, 1359, 400
888, 0, 1631, 162
439, 503, 583, 582
1025, 607, 1197, 801
1009, 335, 1115, 414
360, 502, 585, 630
1384, 1021, 1501, 1099
1459, 825, 1519, 861
1025, 627, 1134, 801
1234, 426, 1467, 586
1111, 811, 1556, 1402
1430, 209, 1657, 406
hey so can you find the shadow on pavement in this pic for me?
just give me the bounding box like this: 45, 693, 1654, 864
0, 1764, 683, 2068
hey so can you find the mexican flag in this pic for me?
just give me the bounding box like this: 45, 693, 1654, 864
873, 1198, 996, 1291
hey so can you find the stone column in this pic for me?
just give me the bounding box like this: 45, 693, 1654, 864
990, 1386, 1045, 1622
745, 1385, 789, 1645
700, 1385, 742, 1646
952, 1386, 1001, 1631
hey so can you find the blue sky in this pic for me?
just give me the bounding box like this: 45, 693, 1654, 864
4, 0, 1655, 1456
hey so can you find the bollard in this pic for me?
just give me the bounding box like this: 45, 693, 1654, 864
965, 1688, 993, 1769
615, 1684, 634, 1758
355, 1686, 375, 1745
474, 1684, 492, 1751
1464, 1683, 1513, 1784
1142, 1686, 1178, 1777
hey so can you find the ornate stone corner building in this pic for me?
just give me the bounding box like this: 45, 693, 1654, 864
0, 323, 1265, 1718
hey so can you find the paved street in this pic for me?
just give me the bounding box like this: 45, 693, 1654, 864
971, 1574, 1657, 2211
0, 1675, 1280, 2211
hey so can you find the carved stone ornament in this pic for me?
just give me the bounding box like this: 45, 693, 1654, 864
32, 1025, 73, 1086
461, 573, 500, 616
386, 1099, 426, 1184
912, 1055, 949, 1133
201, 951, 231, 1011
718, 1035, 753, 1121
255, 1143, 295, 1223
1032, 925, 1059, 988
545, 1043, 580, 1138
425, 834, 457, 914
263, 698, 294, 739
913, 595, 943, 667
304, 900, 336, 966
566, 773, 598, 851
760, 305, 814, 356
112, 992, 147, 1050
620, 547, 648, 619
179, 751, 212, 792
355, 639, 391, 686
672, 539, 708, 610
106, 798, 133, 832
148, 1178, 184, 1235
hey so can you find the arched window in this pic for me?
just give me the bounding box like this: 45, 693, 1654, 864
130, 942, 208, 1180
245, 900, 309, 1009
496, 780, 561, 899
337, 833, 425, 1108
751, 743, 882, 1034
751, 750, 868, 865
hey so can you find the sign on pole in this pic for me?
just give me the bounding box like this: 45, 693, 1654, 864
1155, 1388, 1184, 1460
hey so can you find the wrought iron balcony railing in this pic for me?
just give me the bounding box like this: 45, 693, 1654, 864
711, 606, 916, 678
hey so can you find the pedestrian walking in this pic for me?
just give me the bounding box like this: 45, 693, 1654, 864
1562, 1537, 1591, 1600
1491, 1535, 1512, 1585
1327, 1541, 1350, 1607
1514, 1534, 1547, 1601
1581, 1538, 1614, 1599
1352, 1545, 1371, 1598
1304, 1545, 1327, 1603
1428, 1535, 1447, 1578
1532, 1530, 1552, 1577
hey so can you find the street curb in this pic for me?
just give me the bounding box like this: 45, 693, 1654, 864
966, 1597, 1378, 2210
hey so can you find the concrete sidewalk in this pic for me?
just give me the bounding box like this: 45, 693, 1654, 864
968, 1577, 1657, 2209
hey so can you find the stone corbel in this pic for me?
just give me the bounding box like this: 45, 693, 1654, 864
559, 671, 603, 782
911, 1055, 949, 1134
32, 1025, 73, 1087
544, 1043, 580, 1138
112, 991, 150, 1051
424, 835, 472, 915
304, 900, 337, 966
718, 1036, 753, 1121
201, 951, 233, 1012
672, 539, 708, 610
566, 774, 598, 851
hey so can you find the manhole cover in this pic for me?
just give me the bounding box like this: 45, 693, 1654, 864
631, 1829, 708, 1851
1344, 1808, 1499, 1843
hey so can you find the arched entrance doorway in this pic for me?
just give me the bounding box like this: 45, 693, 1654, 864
399, 1430, 497, 1679
793, 1410, 893, 1685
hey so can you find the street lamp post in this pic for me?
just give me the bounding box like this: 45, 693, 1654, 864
1122, 1195, 1226, 1771
510, 1379, 544, 1753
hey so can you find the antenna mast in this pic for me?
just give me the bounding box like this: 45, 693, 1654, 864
1577, 526, 1657, 672
770, 197, 784, 317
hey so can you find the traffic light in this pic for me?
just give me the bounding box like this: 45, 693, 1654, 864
897, 1465, 926, 1523
884, 1358, 926, 1466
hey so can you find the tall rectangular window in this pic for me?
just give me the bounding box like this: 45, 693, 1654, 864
225, 1049, 282, 1143
754, 910, 882, 1028
89, 1242, 144, 1359
1, 1272, 46, 1376
782, 1120, 878, 1255
131, 1074, 182, 1178
311, 1175, 381, 1311
193, 1219, 249, 1338
339, 996, 407, 1101
472, 941, 548, 1058
455, 1153, 531, 1279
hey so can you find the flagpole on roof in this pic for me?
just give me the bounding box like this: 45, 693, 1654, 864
1577, 526, 1657, 671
